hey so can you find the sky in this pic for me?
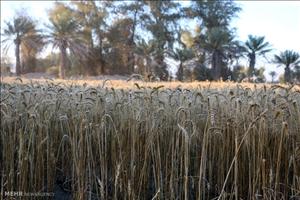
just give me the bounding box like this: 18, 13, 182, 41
1, 1, 300, 81
232, 1, 300, 80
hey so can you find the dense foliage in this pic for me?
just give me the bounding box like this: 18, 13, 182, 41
1, 79, 300, 199
1, 1, 300, 82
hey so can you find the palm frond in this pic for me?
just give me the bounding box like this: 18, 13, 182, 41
273, 50, 300, 68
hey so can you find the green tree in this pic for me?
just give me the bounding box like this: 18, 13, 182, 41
106, 18, 134, 74
273, 50, 300, 83
21, 29, 44, 73
144, 0, 182, 80
170, 48, 194, 81
70, 1, 110, 75
36, 52, 60, 71
117, 1, 148, 74
200, 27, 240, 80
46, 2, 88, 79
244, 35, 272, 79
253, 67, 266, 83
1, 14, 42, 75
134, 39, 156, 79
294, 65, 300, 82
186, 0, 241, 29
231, 65, 247, 82
186, 0, 241, 81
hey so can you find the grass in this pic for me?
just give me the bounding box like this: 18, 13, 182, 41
1, 77, 300, 199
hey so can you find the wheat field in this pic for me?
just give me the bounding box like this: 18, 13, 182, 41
1, 77, 300, 199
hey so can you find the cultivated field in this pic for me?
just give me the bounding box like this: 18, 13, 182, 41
1, 77, 300, 199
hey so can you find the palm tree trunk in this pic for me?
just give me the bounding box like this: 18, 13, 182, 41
127, 51, 135, 74
59, 47, 67, 79
15, 40, 21, 76
284, 66, 291, 83
90, 1, 105, 74
212, 51, 221, 81
127, 9, 138, 74
248, 53, 256, 80
177, 62, 183, 81
97, 33, 105, 74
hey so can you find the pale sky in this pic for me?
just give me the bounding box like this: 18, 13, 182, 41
232, 1, 300, 80
1, 1, 300, 81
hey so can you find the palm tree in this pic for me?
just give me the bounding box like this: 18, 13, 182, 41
45, 3, 87, 79
201, 27, 239, 80
244, 35, 272, 79
269, 71, 276, 83
273, 50, 300, 83
21, 28, 45, 73
1, 15, 41, 76
294, 65, 300, 82
170, 48, 194, 81
134, 39, 161, 80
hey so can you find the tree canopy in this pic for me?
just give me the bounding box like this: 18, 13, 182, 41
1, 1, 299, 83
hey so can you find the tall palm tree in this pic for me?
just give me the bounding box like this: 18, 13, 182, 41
201, 27, 238, 80
134, 39, 156, 79
244, 35, 272, 79
273, 50, 300, 83
45, 3, 87, 79
1, 15, 41, 75
170, 48, 194, 81
21, 28, 45, 73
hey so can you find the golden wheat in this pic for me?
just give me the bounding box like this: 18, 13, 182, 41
0, 78, 300, 199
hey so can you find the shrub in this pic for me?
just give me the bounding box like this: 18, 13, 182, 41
46, 65, 59, 76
